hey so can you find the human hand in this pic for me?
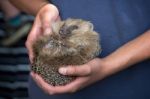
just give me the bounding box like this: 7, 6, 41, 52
26, 4, 60, 62
26, 3, 109, 95
31, 58, 111, 95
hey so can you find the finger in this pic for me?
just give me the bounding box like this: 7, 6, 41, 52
31, 72, 89, 94
59, 65, 92, 76
40, 6, 59, 35
56, 16, 61, 21
30, 72, 47, 92
40, 10, 54, 35
52, 77, 89, 94
25, 17, 41, 62
30, 72, 56, 95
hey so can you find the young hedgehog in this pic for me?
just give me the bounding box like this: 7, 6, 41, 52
31, 18, 101, 86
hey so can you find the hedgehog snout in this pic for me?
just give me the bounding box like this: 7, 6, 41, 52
59, 24, 78, 38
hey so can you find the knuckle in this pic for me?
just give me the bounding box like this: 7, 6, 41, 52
43, 22, 50, 28
66, 66, 75, 75
25, 41, 28, 48
70, 88, 77, 93
72, 66, 77, 74
43, 88, 50, 95
25, 38, 31, 48
48, 91, 54, 95
73, 66, 77, 74
86, 66, 92, 75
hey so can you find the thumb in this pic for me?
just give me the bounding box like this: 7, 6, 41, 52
39, 4, 59, 35
26, 16, 41, 63
59, 65, 92, 76
41, 11, 52, 35
42, 14, 60, 35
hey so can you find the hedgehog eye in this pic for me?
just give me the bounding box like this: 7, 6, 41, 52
59, 24, 78, 36
67, 25, 78, 32
59, 24, 66, 35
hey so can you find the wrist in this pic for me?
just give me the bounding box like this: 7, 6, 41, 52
101, 53, 130, 76
91, 58, 115, 80
99, 58, 115, 77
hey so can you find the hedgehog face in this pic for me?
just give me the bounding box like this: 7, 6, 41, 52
59, 23, 79, 38
34, 19, 100, 60
51, 19, 93, 37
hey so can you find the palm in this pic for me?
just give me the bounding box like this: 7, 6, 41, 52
31, 58, 106, 94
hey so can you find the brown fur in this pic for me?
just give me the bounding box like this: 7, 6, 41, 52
31, 18, 101, 86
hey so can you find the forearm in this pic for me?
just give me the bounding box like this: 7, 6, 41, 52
9, 0, 49, 15
103, 30, 150, 75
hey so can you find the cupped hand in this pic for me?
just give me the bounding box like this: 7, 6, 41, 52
27, 3, 111, 95
31, 58, 111, 95
25, 4, 60, 62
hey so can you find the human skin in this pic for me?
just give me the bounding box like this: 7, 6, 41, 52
10, 0, 150, 95
0, 0, 20, 19
9, 0, 60, 61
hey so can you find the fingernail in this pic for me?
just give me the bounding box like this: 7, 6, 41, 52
44, 28, 51, 35
59, 68, 67, 75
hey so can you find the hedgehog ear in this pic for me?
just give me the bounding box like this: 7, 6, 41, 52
88, 22, 94, 30
81, 22, 94, 32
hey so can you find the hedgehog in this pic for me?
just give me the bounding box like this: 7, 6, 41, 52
31, 18, 101, 86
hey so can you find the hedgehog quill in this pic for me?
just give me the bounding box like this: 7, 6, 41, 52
31, 18, 101, 86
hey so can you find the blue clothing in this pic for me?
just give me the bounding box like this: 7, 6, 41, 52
29, 0, 150, 99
